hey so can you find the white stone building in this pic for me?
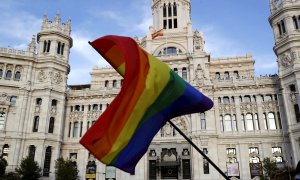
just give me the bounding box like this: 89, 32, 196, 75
0, 0, 299, 179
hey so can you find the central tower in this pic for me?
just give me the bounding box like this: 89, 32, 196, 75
152, 0, 191, 32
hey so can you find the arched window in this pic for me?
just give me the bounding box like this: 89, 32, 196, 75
268, 112, 277, 129
14, 71, 21, 80
244, 95, 251, 102
246, 113, 254, 131
105, 80, 109, 87
0, 112, 6, 130
47, 40, 51, 52
232, 114, 237, 131
43, 146, 52, 177
57, 42, 61, 54
173, 68, 178, 74
29, 145, 36, 160
293, 16, 299, 29
10, 96, 17, 105
168, 3, 172, 17
93, 104, 98, 110
233, 71, 239, 79
265, 94, 272, 101
223, 96, 230, 104
254, 113, 260, 130
43, 40, 47, 52
48, 117, 54, 133
51, 99, 57, 107
215, 72, 220, 79
73, 122, 79, 137
173, 2, 177, 28
182, 67, 187, 81
220, 115, 224, 131
61, 43, 65, 55
33, 116, 39, 132
218, 97, 221, 104
163, 3, 167, 17
113, 80, 117, 88
68, 122, 71, 137
224, 71, 230, 79
173, 2, 177, 16
74, 105, 80, 111
224, 114, 232, 132
281, 20, 286, 34
277, 23, 282, 35
5, 70, 12, 79
200, 113, 206, 130
36, 98, 42, 105
80, 121, 83, 137
241, 114, 246, 131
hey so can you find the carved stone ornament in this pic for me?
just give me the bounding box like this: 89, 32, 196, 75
38, 70, 47, 82
262, 101, 277, 111
0, 93, 9, 105
173, 116, 188, 132
52, 72, 63, 84
69, 111, 84, 121
193, 30, 204, 51
280, 52, 292, 67
290, 92, 297, 103
87, 110, 101, 120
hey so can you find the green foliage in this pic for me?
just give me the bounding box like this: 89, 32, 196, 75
55, 157, 78, 180
260, 157, 293, 180
4, 172, 20, 180
15, 156, 42, 180
0, 157, 7, 177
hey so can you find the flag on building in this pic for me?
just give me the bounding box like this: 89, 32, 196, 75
80, 35, 213, 174
151, 28, 164, 39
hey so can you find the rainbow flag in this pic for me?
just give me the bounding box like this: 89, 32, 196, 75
80, 35, 213, 174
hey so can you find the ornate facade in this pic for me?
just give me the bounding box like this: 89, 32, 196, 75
0, 0, 299, 179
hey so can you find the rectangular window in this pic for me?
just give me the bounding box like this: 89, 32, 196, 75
80, 121, 83, 137
241, 114, 245, 131
272, 147, 282, 154
249, 147, 259, 154
294, 104, 300, 123
163, 20, 167, 29
174, 19, 177, 28
73, 122, 78, 138
182, 159, 191, 179
203, 148, 209, 174
254, 113, 260, 130
200, 113, 206, 130
232, 115, 237, 131
263, 113, 268, 129
226, 148, 236, 155
68, 122, 71, 137
33, 116, 39, 132
168, 19, 172, 29
149, 160, 156, 179
69, 153, 77, 160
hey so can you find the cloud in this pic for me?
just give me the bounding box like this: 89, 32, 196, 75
0, 10, 41, 43
200, 25, 245, 57
71, 31, 108, 66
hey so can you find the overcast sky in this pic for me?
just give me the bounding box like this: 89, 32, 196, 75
0, 0, 277, 85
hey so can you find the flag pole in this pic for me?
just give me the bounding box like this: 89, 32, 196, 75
167, 119, 230, 180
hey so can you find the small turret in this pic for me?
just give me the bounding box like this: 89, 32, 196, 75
37, 13, 73, 62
